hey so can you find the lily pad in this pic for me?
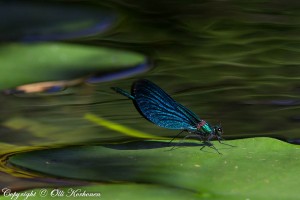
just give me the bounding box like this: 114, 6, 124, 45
7, 138, 300, 199
0, 43, 146, 90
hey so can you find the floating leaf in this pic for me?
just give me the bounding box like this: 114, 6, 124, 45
0, 43, 146, 90
8, 138, 300, 199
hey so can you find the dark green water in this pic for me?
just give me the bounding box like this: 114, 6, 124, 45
0, 0, 300, 192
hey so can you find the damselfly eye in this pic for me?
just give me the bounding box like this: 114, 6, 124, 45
215, 127, 223, 136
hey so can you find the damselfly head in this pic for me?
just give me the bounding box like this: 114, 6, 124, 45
213, 125, 223, 137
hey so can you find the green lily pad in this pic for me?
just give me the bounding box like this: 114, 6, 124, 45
8, 138, 300, 199
0, 43, 145, 90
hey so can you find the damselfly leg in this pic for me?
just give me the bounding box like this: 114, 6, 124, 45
200, 141, 222, 154
217, 137, 236, 147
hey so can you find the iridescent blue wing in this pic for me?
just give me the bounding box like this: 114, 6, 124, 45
132, 79, 201, 130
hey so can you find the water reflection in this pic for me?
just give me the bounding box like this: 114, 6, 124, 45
0, 2, 115, 41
